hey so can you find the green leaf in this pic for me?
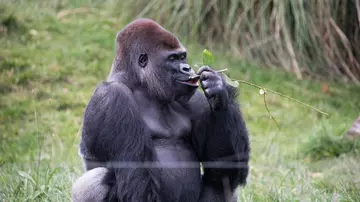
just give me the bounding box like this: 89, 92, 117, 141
201, 49, 238, 88
202, 49, 214, 66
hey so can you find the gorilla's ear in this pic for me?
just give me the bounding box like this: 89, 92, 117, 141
138, 54, 148, 68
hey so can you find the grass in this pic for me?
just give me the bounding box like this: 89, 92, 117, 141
112, 0, 360, 83
1, 1, 360, 201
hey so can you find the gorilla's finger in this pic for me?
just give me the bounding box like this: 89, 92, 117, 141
200, 80, 209, 89
199, 71, 214, 81
201, 79, 220, 89
204, 86, 222, 97
201, 76, 223, 89
204, 89, 213, 99
197, 66, 215, 75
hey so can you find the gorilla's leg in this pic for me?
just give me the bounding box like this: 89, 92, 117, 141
72, 167, 110, 202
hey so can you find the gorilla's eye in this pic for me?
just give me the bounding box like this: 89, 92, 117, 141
180, 54, 186, 60
168, 55, 176, 61
138, 54, 148, 68
168, 53, 186, 61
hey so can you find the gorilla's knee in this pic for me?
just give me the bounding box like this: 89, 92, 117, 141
72, 167, 110, 202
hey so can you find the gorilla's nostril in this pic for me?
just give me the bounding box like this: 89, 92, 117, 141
180, 64, 191, 72
183, 67, 190, 72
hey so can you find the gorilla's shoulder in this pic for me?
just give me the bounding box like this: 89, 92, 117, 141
94, 81, 132, 95
90, 81, 136, 106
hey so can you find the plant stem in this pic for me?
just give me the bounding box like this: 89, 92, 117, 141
263, 92, 280, 129
189, 68, 228, 79
234, 79, 330, 116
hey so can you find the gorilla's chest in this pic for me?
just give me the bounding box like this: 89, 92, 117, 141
133, 91, 201, 200
133, 90, 192, 139
138, 102, 192, 139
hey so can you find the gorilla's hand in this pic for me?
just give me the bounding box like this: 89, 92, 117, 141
198, 66, 229, 111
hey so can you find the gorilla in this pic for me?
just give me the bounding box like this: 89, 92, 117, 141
72, 18, 250, 202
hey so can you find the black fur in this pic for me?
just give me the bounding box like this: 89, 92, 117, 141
189, 87, 250, 201
80, 82, 161, 201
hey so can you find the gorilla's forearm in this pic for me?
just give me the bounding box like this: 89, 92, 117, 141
203, 102, 249, 188
194, 87, 250, 190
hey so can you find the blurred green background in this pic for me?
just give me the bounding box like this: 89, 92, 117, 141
1, 0, 360, 201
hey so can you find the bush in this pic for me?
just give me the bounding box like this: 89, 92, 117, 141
302, 125, 360, 161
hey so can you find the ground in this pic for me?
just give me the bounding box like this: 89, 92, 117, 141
1, 2, 360, 201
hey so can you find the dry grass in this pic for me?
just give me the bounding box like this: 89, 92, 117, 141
111, 0, 360, 84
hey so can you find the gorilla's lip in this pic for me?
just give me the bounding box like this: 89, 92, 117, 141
177, 77, 199, 87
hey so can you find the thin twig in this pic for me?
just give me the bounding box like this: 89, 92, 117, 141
216, 68, 228, 73
195, 65, 329, 116
262, 91, 280, 129
234, 79, 330, 116
189, 68, 228, 79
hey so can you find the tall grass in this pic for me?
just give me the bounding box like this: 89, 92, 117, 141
111, 0, 360, 84
2, 0, 359, 83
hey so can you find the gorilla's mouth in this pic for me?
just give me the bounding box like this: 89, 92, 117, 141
177, 77, 199, 87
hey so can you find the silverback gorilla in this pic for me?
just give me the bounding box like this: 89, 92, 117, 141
72, 19, 250, 202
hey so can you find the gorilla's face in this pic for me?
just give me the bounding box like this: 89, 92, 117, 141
163, 50, 199, 101
138, 49, 199, 103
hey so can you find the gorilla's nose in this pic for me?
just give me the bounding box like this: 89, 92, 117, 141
179, 64, 193, 74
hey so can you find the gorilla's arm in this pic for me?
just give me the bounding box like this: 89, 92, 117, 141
190, 86, 250, 200
79, 82, 160, 201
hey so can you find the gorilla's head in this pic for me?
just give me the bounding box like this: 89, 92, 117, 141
109, 19, 199, 103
